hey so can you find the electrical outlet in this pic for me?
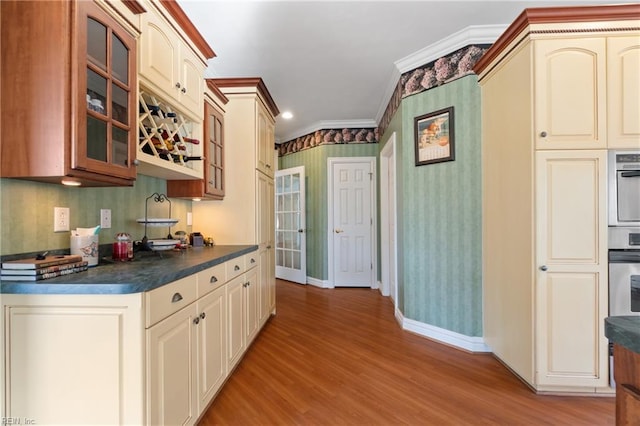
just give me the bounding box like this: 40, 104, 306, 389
100, 209, 112, 229
54, 207, 70, 232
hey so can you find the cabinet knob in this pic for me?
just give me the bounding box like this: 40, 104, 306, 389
175, 82, 181, 89
234, 265, 240, 271
171, 292, 183, 303
193, 316, 200, 325
335, 229, 343, 233
540, 131, 547, 138
250, 258, 256, 264
298, 229, 304, 233
267, 245, 272, 249
125, 159, 139, 166
200, 312, 206, 320
181, 87, 187, 94
539, 265, 548, 271
210, 276, 218, 283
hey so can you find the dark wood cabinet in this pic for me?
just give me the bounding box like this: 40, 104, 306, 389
1, 0, 137, 186
614, 344, 640, 425
167, 81, 227, 200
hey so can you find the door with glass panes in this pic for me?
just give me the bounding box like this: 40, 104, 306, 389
275, 167, 306, 284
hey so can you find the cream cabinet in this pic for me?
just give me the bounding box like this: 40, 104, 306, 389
192, 78, 279, 322
0, 294, 144, 425
473, 5, 638, 394
1, 252, 264, 426
534, 38, 607, 149
138, 0, 206, 120
607, 36, 640, 149
226, 253, 260, 371
534, 35, 640, 150
146, 301, 199, 425
535, 151, 609, 389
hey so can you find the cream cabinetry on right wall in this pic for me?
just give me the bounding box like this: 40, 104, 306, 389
474, 4, 640, 394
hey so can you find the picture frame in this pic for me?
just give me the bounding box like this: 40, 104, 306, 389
414, 106, 455, 166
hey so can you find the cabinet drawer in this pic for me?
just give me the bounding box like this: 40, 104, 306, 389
145, 275, 197, 328
226, 256, 246, 280
196, 262, 226, 298
245, 252, 259, 270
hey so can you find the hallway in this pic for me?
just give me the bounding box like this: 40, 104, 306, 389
198, 280, 615, 425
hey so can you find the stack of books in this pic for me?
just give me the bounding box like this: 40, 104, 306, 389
1, 255, 89, 281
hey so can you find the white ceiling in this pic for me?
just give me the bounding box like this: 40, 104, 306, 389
178, 1, 630, 143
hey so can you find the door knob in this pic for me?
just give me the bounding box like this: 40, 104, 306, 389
298, 229, 304, 233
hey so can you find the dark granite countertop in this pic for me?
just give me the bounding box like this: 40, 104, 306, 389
605, 316, 640, 354
0, 245, 257, 295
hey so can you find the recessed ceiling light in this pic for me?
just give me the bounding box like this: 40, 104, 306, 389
282, 111, 293, 120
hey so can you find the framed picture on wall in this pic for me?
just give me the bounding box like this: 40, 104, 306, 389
414, 106, 455, 166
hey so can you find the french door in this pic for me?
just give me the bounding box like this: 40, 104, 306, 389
275, 166, 307, 284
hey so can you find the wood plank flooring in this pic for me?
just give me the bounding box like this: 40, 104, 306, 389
198, 279, 615, 425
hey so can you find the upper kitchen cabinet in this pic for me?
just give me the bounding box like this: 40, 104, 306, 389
607, 36, 640, 149
167, 80, 228, 200
0, 0, 140, 186
475, 5, 640, 151
138, 0, 214, 121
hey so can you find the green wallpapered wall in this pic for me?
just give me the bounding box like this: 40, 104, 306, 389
279, 143, 379, 281
0, 175, 192, 256
399, 75, 482, 337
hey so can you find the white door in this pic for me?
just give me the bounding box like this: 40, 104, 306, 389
380, 134, 398, 303
275, 166, 307, 284
328, 157, 376, 288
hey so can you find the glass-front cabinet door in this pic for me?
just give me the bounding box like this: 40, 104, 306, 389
74, 1, 137, 180
205, 102, 225, 198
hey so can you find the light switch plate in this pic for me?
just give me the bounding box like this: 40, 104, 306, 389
54, 207, 70, 232
100, 209, 112, 229
187, 212, 193, 226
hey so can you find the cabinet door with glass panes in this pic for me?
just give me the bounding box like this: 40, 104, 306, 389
74, 1, 137, 180
206, 101, 225, 199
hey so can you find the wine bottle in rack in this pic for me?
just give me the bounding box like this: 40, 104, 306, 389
173, 156, 203, 164
182, 137, 200, 145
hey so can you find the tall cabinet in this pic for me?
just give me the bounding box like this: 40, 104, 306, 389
474, 4, 640, 394
193, 78, 279, 327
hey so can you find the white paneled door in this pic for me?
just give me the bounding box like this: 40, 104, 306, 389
328, 158, 376, 288
275, 166, 307, 284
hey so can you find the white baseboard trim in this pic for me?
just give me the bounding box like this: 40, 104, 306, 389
306, 276, 332, 288
399, 312, 491, 353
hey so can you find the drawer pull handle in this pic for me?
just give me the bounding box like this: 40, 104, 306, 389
171, 293, 183, 303
234, 265, 240, 271
210, 276, 218, 283
200, 312, 206, 320
193, 316, 200, 325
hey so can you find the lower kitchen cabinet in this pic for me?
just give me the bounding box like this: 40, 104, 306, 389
1, 250, 268, 426
0, 294, 144, 425
147, 302, 199, 426
196, 285, 228, 412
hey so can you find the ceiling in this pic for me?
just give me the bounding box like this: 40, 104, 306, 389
177, 0, 629, 143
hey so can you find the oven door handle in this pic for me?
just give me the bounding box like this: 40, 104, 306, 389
620, 171, 640, 178
610, 251, 640, 263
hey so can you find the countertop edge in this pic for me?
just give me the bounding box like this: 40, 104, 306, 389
0, 245, 258, 295
605, 316, 640, 354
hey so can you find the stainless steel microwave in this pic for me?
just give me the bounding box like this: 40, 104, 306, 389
608, 150, 640, 227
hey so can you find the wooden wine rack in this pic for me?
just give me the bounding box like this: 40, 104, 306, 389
138, 89, 201, 170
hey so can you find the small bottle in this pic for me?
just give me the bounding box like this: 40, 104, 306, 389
113, 233, 133, 261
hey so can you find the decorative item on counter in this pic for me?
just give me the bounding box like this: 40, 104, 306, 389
190, 232, 204, 247
174, 231, 189, 250
113, 233, 134, 261
70, 225, 100, 267
204, 237, 215, 247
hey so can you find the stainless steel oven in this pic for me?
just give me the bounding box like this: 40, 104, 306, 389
609, 227, 640, 317
608, 151, 640, 227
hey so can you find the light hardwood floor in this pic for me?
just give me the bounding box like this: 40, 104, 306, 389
198, 279, 615, 425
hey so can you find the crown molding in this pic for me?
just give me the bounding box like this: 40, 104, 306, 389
374, 66, 402, 129
394, 24, 507, 74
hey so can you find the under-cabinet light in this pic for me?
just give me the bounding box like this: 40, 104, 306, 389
61, 179, 82, 187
